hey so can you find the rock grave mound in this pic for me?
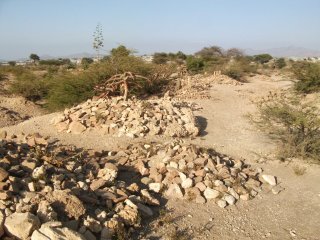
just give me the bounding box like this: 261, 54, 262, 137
52, 97, 199, 138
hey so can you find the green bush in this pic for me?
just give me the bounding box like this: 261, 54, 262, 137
46, 73, 96, 110
81, 58, 94, 69
253, 54, 273, 64
223, 57, 257, 81
293, 62, 320, 93
110, 45, 131, 57
275, 58, 286, 69
0, 73, 7, 82
8, 61, 16, 66
10, 71, 49, 101
153, 52, 169, 64
153, 51, 187, 65
224, 67, 243, 81
186, 56, 204, 73
0, 67, 10, 81
254, 92, 320, 162
39, 59, 71, 66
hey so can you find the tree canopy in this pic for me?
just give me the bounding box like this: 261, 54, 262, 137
29, 53, 40, 62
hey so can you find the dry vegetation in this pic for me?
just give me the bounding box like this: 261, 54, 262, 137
252, 61, 320, 162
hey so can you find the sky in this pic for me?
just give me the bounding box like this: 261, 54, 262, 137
0, 0, 320, 60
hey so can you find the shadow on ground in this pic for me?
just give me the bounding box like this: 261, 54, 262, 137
195, 115, 208, 136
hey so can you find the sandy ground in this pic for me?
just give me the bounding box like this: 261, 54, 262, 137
2, 73, 320, 240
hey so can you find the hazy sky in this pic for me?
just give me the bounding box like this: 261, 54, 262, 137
0, 0, 320, 60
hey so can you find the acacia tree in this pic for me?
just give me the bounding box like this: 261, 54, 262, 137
29, 53, 40, 63
195, 45, 224, 59
93, 23, 104, 60
226, 48, 244, 58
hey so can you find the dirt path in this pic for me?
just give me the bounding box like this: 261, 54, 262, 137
191, 74, 292, 161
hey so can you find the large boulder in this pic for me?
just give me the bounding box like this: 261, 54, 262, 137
4, 212, 40, 239
45, 190, 86, 220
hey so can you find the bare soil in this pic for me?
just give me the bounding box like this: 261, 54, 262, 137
0, 75, 44, 127
1, 73, 320, 240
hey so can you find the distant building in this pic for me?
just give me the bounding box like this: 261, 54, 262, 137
288, 56, 320, 62
0, 60, 32, 66
70, 58, 82, 65
140, 55, 153, 63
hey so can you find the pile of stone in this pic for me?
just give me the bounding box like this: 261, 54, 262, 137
52, 97, 199, 138
0, 132, 161, 239
123, 140, 278, 207
173, 74, 242, 100
0, 132, 278, 239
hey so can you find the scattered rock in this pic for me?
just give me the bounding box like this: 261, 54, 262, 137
45, 190, 85, 220
217, 199, 227, 208
0, 168, 9, 182
0, 130, 7, 139
0, 211, 4, 237
204, 188, 220, 200
262, 174, 277, 186
224, 195, 236, 205
83, 216, 102, 233
97, 163, 118, 183
148, 183, 163, 193
37, 200, 58, 223
181, 178, 193, 189
272, 185, 284, 195
31, 221, 86, 240
195, 195, 206, 204
165, 184, 184, 199
90, 178, 107, 191
118, 204, 140, 227
32, 166, 47, 180
141, 189, 160, 206
68, 122, 86, 134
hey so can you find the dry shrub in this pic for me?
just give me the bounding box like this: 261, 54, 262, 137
292, 62, 320, 94
253, 92, 320, 162
292, 165, 307, 176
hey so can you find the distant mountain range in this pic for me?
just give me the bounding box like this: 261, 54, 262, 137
245, 46, 320, 57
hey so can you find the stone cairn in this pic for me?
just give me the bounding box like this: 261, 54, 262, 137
52, 97, 199, 138
0, 132, 278, 239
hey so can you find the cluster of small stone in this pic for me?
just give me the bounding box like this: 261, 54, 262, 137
123, 140, 277, 208
52, 97, 199, 138
0, 132, 162, 240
